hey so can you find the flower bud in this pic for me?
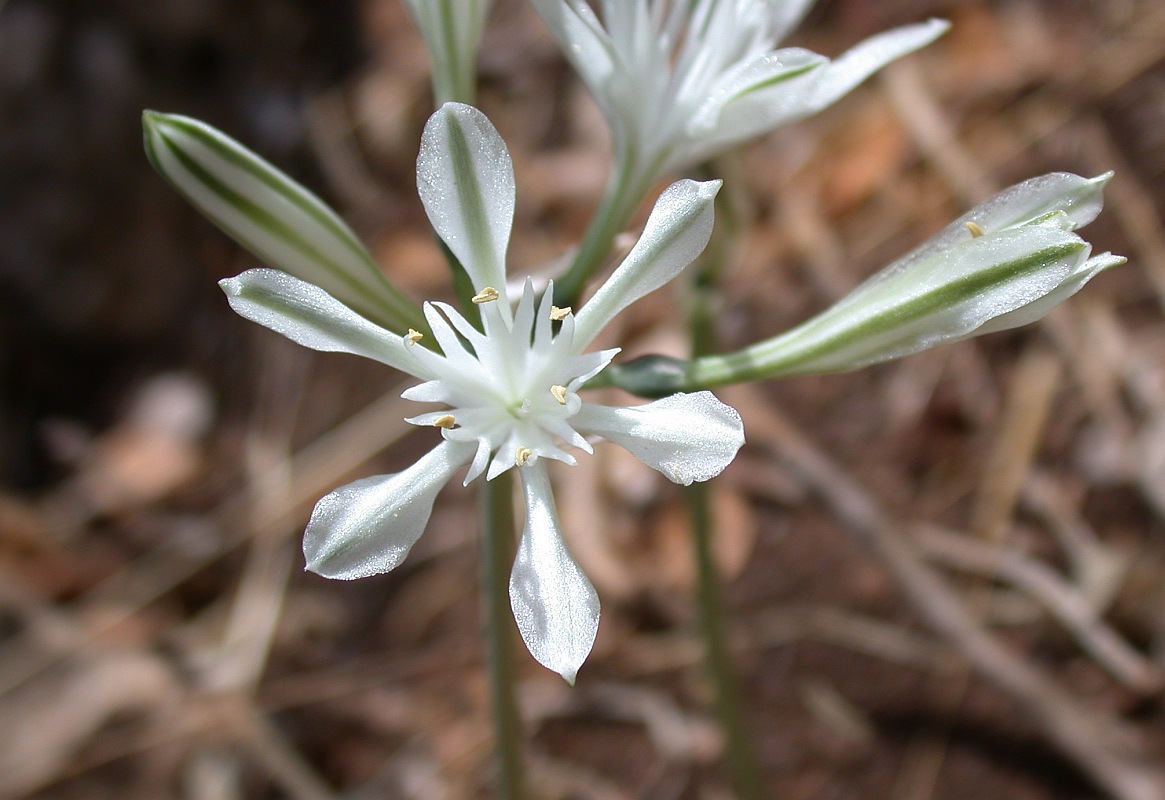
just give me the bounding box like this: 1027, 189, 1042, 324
142, 111, 424, 334
675, 173, 1123, 386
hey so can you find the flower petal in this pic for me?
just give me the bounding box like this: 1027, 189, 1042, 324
768, 0, 818, 42
143, 112, 422, 332
510, 462, 600, 684
859, 173, 1113, 295
692, 19, 948, 162
973, 252, 1125, 337
797, 19, 949, 116
402, 0, 491, 103
529, 0, 616, 100
573, 179, 721, 348
417, 103, 514, 296
220, 269, 430, 378
690, 47, 827, 136
303, 441, 473, 580
573, 392, 744, 485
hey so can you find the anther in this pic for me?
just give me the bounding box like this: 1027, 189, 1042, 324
472, 287, 500, 304
965, 221, 986, 238
405, 328, 424, 345
550, 385, 567, 405
433, 414, 457, 429
550, 305, 572, 321
515, 446, 533, 466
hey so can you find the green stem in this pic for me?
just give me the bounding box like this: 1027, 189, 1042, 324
553, 155, 653, 307
480, 471, 526, 800
684, 188, 766, 799
686, 482, 766, 800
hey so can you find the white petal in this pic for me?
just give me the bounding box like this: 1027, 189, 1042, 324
802, 19, 949, 113
143, 112, 419, 331
417, 103, 514, 296
573, 179, 721, 348
529, 0, 616, 98
220, 269, 429, 378
303, 441, 473, 580
768, 0, 818, 42
689, 19, 948, 163
690, 48, 827, 136
574, 392, 744, 485
510, 462, 600, 684
973, 252, 1124, 337
871, 173, 1113, 287
400, 379, 451, 403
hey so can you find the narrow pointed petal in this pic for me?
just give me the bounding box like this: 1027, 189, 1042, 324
973, 252, 1125, 337
510, 463, 600, 683
143, 111, 422, 332
401, 379, 452, 403
220, 269, 431, 378
528, 0, 616, 97
769, 0, 818, 42
691, 48, 826, 135
303, 441, 473, 580
574, 392, 744, 485
417, 103, 514, 294
879, 173, 1113, 284
574, 179, 721, 348
694, 20, 948, 161
800, 19, 949, 113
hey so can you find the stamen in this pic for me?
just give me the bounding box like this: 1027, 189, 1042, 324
550, 305, 572, 321
472, 287, 501, 304
550, 385, 568, 405
515, 446, 533, 466
405, 328, 424, 345
433, 414, 457, 429
965, 221, 986, 238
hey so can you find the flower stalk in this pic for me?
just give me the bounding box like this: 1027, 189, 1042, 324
684, 191, 766, 799
553, 152, 656, 307
687, 481, 766, 800
481, 471, 527, 800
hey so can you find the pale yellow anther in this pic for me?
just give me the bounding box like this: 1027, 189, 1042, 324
550, 385, 568, 405
433, 414, 457, 429
405, 328, 424, 345
515, 446, 533, 467
472, 287, 501, 304
549, 305, 572, 321
965, 221, 986, 238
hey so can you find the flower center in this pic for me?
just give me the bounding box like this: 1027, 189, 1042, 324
402, 280, 618, 484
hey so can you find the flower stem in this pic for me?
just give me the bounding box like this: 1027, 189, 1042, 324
686, 482, 766, 800
684, 186, 767, 800
480, 471, 526, 799
554, 157, 651, 307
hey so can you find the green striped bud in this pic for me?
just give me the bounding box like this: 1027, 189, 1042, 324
142, 111, 425, 334
615, 173, 1123, 393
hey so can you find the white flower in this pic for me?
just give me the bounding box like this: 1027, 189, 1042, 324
402, 0, 492, 104
529, 0, 948, 186
219, 103, 745, 683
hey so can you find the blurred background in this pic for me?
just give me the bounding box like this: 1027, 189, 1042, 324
2, 0, 1164, 797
